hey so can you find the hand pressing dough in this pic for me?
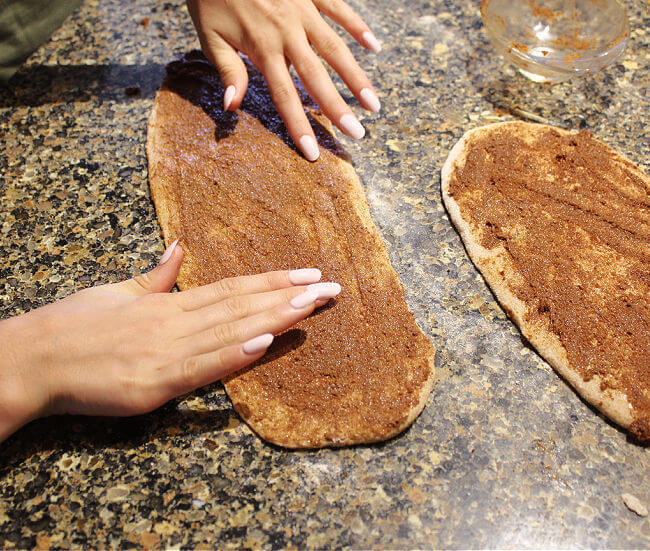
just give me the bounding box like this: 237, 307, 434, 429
147, 52, 436, 448
442, 121, 650, 442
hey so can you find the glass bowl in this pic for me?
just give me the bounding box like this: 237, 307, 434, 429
481, 0, 630, 83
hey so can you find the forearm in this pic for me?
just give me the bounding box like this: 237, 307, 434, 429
0, 315, 46, 443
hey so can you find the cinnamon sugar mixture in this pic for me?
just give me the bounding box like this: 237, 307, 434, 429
448, 126, 650, 440
148, 53, 434, 446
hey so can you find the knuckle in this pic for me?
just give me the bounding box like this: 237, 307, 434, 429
264, 271, 280, 289
211, 322, 239, 345
132, 273, 152, 292
254, 0, 277, 18
260, 0, 292, 24
121, 379, 146, 413
270, 83, 295, 106
222, 295, 249, 319
317, 34, 342, 58
245, 31, 272, 57
121, 374, 139, 395
284, 286, 299, 301
297, 56, 323, 81
215, 277, 242, 297
180, 356, 203, 390
218, 62, 241, 81
266, 306, 285, 326
120, 375, 160, 415
321, 0, 340, 12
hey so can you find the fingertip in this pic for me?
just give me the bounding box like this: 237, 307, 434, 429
339, 113, 366, 139
310, 0, 380, 54
116, 239, 184, 295
174, 242, 185, 263
288, 268, 322, 285
224, 85, 236, 111
307, 282, 342, 299
242, 333, 274, 355
159, 239, 183, 265
362, 31, 382, 53
299, 134, 320, 161
153, 239, 184, 288
228, 94, 243, 111
223, 76, 247, 111
228, 71, 249, 111
289, 288, 319, 310
360, 88, 381, 113
204, 37, 249, 111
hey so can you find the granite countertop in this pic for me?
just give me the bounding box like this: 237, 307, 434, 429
0, 0, 648, 548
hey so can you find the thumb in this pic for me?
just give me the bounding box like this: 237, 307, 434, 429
113, 240, 184, 296
201, 34, 249, 111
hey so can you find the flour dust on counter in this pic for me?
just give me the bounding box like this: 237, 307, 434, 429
146, 51, 436, 449
442, 121, 650, 442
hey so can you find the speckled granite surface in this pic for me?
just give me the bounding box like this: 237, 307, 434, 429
0, 0, 648, 548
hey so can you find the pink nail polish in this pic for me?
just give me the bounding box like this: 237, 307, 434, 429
339, 114, 365, 140
307, 282, 342, 300
223, 85, 236, 111
299, 135, 320, 162
242, 333, 274, 355
288, 268, 322, 285
290, 289, 319, 309
159, 239, 179, 265
363, 31, 382, 53
360, 88, 381, 113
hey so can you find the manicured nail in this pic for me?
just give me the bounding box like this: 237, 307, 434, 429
290, 288, 319, 309
307, 282, 341, 300
339, 114, 365, 140
159, 239, 178, 265
223, 85, 236, 111
242, 333, 274, 355
299, 135, 320, 162
360, 88, 381, 113
288, 268, 322, 285
363, 31, 382, 53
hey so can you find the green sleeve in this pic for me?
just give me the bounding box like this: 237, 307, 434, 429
0, 0, 82, 84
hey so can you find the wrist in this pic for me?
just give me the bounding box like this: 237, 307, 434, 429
0, 314, 51, 441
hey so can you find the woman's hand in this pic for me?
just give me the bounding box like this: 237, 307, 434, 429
0, 241, 341, 442
186, 0, 381, 161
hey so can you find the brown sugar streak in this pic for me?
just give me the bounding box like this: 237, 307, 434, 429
448, 126, 650, 437
147, 54, 435, 447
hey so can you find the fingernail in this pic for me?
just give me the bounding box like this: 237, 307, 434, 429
307, 282, 341, 300
223, 85, 236, 110
299, 135, 320, 162
288, 268, 322, 285
159, 239, 179, 265
290, 288, 319, 309
339, 114, 365, 140
360, 88, 381, 113
242, 333, 274, 355
363, 31, 382, 53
